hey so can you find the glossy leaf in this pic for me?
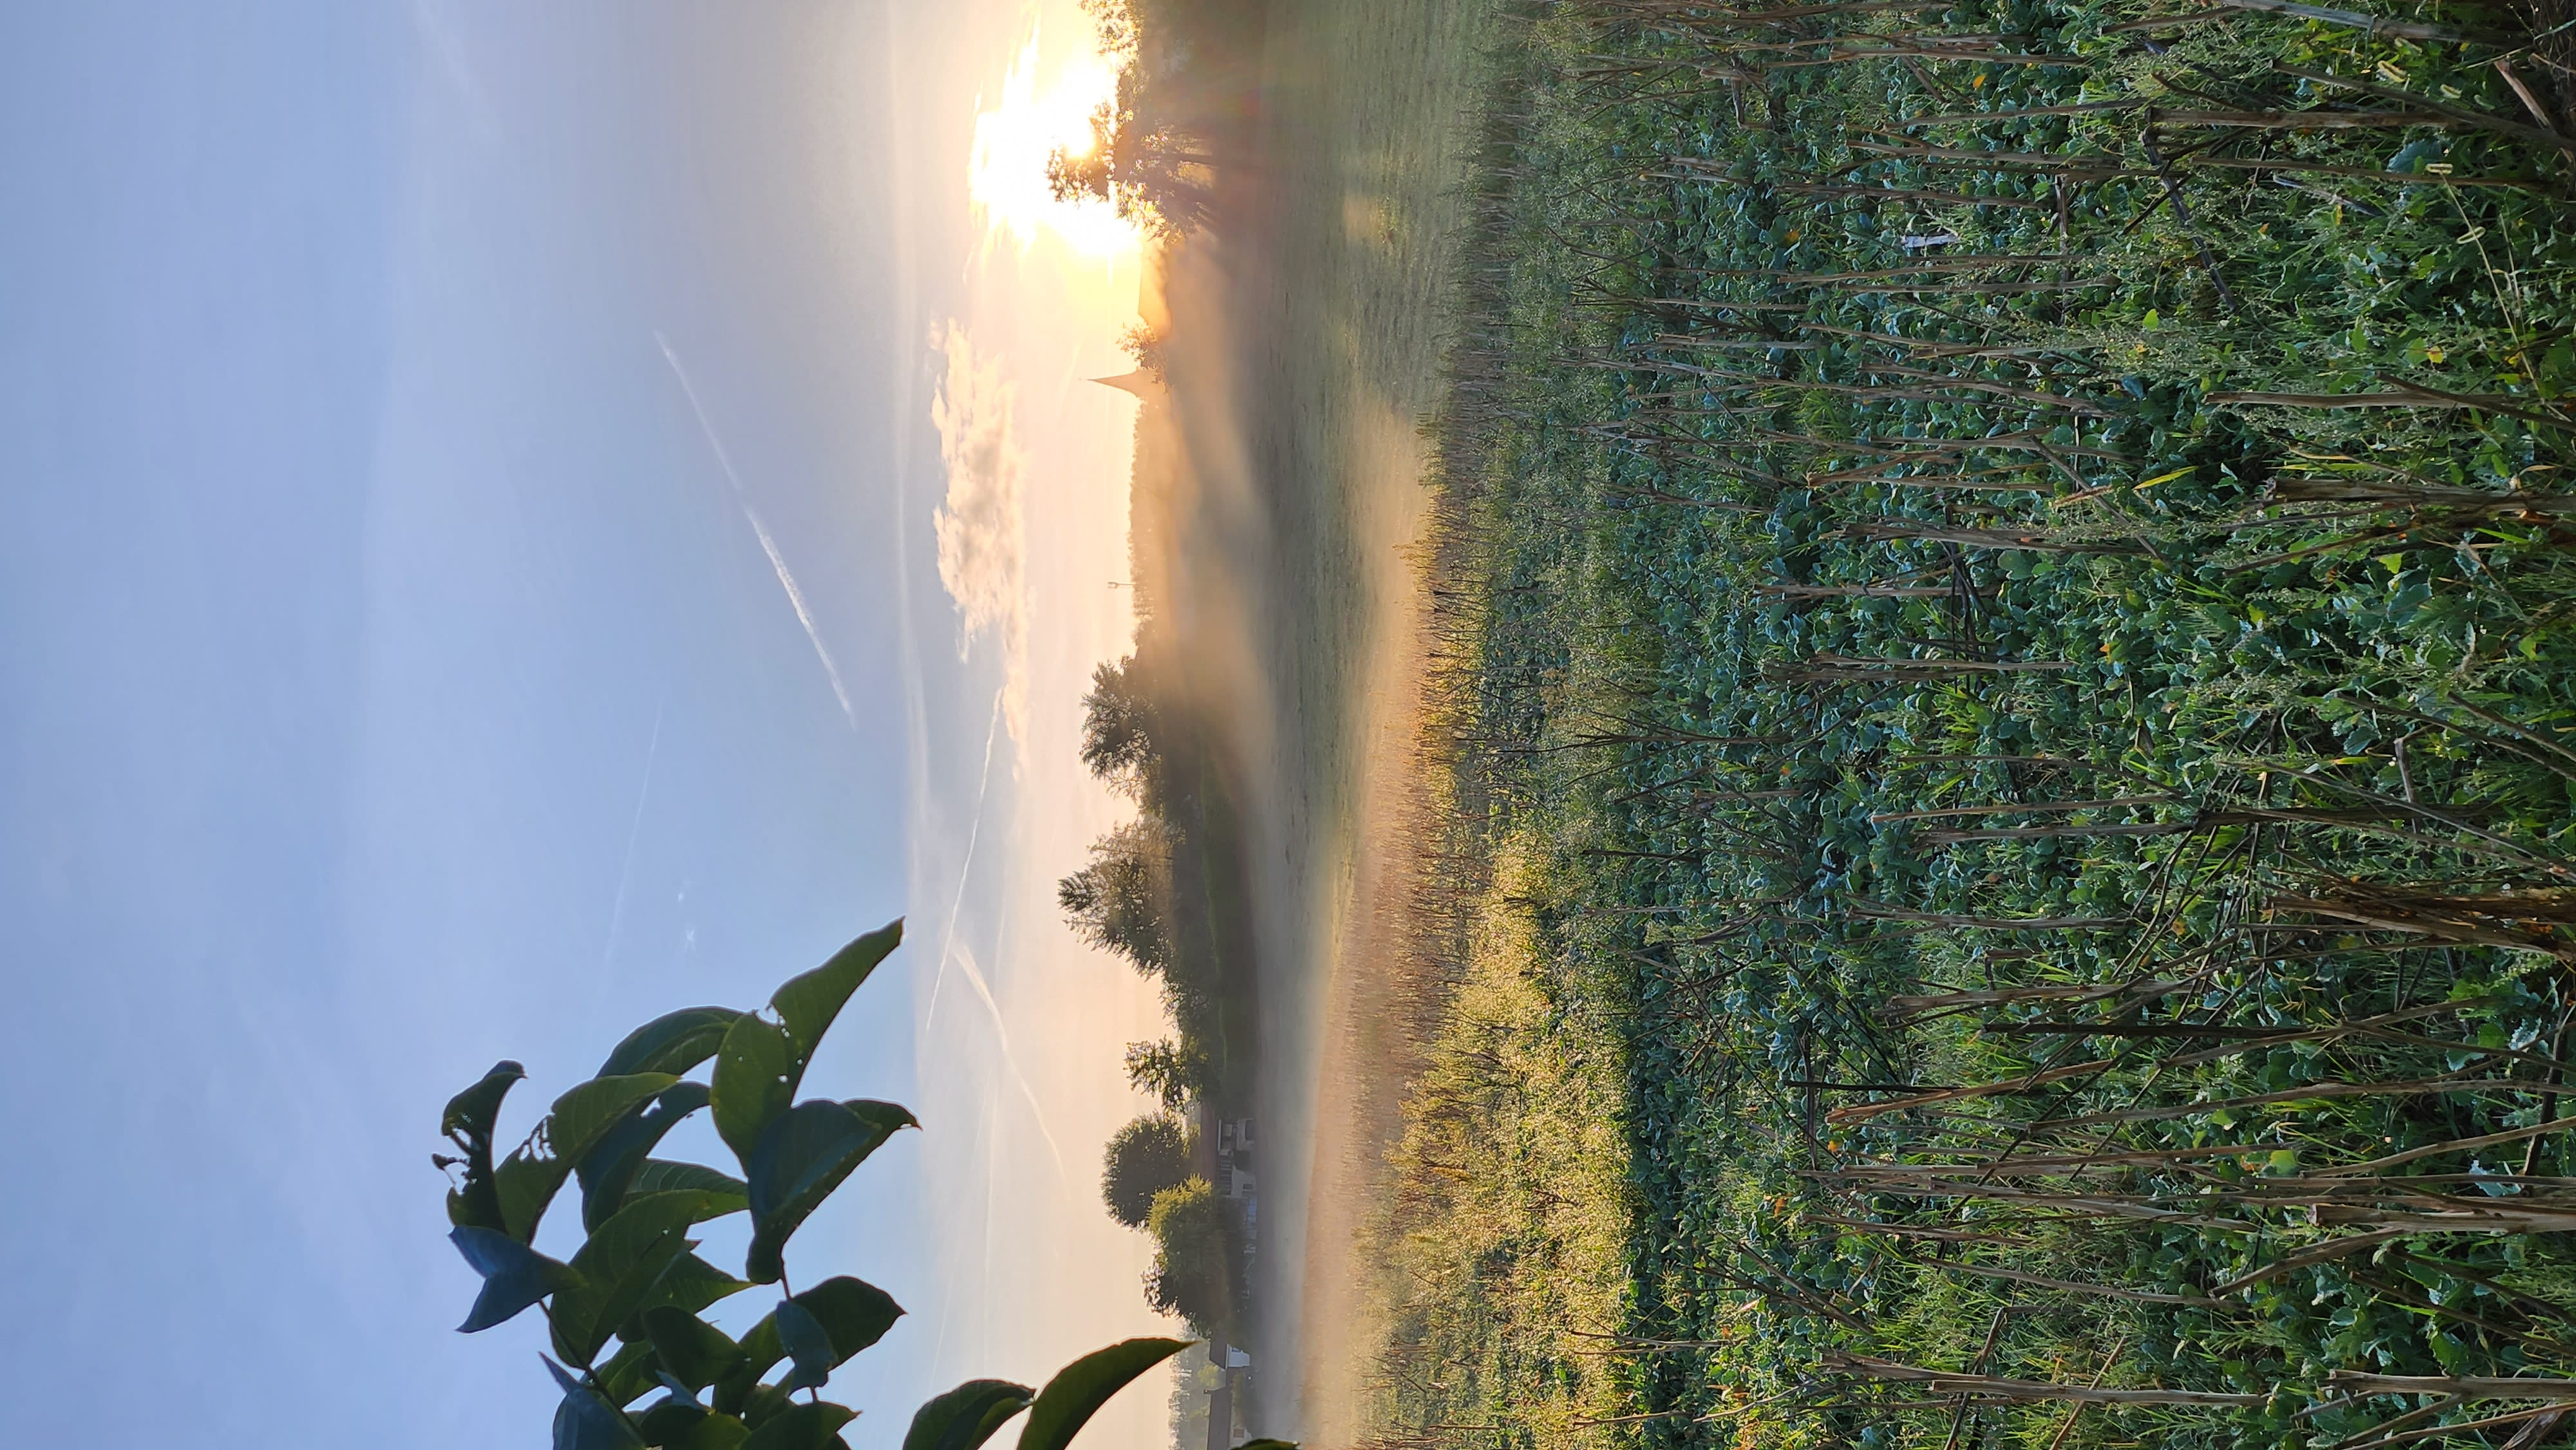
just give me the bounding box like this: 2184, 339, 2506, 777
627, 1160, 748, 1218
710, 1015, 797, 1166
774, 1298, 833, 1391
440, 1060, 525, 1230
744, 1100, 914, 1284
594, 1338, 664, 1411
741, 1402, 857, 1450
600, 1006, 741, 1078
451, 1225, 580, 1333
496, 1072, 679, 1242
644, 1307, 748, 1393
1016, 1339, 1191, 1450
769, 921, 900, 1064
550, 1192, 713, 1367
733, 1276, 904, 1389
735, 1383, 794, 1429
638, 1397, 708, 1447
578, 1082, 714, 1232
623, 1251, 752, 1337
902, 1380, 1034, 1450
545, 1356, 645, 1450
663, 1414, 751, 1450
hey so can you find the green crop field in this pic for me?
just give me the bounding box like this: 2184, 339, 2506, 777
1365, 1, 2576, 1447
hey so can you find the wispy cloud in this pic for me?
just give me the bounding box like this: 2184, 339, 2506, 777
656, 332, 858, 728
929, 323, 1031, 743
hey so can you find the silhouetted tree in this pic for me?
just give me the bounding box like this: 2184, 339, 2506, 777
1124, 1037, 1204, 1109
1103, 1113, 1194, 1227
1078, 655, 1162, 789
1058, 818, 1174, 975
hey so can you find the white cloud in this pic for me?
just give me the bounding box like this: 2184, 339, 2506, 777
930, 323, 1031, 742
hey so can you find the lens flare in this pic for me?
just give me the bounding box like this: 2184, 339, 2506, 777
969, 28, 1138, 260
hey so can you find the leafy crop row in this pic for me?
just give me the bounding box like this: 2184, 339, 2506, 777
1397, 0, 2576, 1445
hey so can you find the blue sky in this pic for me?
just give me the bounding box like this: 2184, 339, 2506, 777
0, 3, 1173, 1444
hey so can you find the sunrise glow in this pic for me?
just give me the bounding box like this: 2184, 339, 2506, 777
969, 28, 1139, 260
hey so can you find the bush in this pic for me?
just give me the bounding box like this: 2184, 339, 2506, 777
1101, 1112, 1193, 1227
1143, 1176, 1242, 1333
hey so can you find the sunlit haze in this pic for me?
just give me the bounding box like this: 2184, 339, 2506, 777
969, 25, 1139, 261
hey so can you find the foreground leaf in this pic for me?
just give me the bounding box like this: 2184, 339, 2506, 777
774, 1298, 835, 1391
623, 1251, 752, 1335
741, 1402, 857, 1450
1016, 1339, 1191, 1450
545, 1356, 644, 1450
550, 1192, 712, 1366
769, 921, 900, 1064
902, 1380, 1034, 1450
577, 1082, 714, 1232
643, 1307, 748, 1393
710, 1015, 797, 1166
744, 1101, 915, 1283
450, 1225, 579, 1333
599, 1006, 741, 1078
734, 1276, 905, 1389
627, 1160, 749, 1217
440, 1060, 526, 1230
496, 1072, 679, 1242
661, 1411, 751, 1450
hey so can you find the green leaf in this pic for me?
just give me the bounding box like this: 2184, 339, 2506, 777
904, 1380, 1034, 1450
578, 1083, 714, 1232
708, 923, 903, 1169
770, 921, 901, 1064
662, 1412, 751, 1450
600, 1006, 742, 1078
742, 1403, 857, 1450
440, 1060, 526, 1231
450, 1225, 580, 1333
786, 1276, 905, 1364
551, 1192, 712, 1367
1016, 1339, 1191, 1450
743, 1101, 915, 1284
644, 1307, 748, 1394
639, 1398, 713, 1448
496, 1072, 680, 1242
734, 1276, 905, 1388
594, 1338, 663, 1410
1233, 1440, 1300, 1450
736, 1384, 794, 1429
545, 1356, 645, 1450
627, 1160, 749, 1219
711, 1015, 797, 1166
774, 1298, 834, 1391
624, 1252, 752, 1335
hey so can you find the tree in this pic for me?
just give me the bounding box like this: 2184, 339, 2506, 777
437, 920, 1241, 1450
1045, 93, 1221, 236
1058, 818, 1174, 976
1144, 1177, 1243, 1334
1103, 1112, 1194, 1228
1124, 1037, 1203, 1110
1077, 655, 1161, 787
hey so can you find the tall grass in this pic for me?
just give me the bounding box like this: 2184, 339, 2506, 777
1374, 0, 2576, 1444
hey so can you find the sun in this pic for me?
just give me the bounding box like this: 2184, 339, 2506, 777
969, 26, 1138, 261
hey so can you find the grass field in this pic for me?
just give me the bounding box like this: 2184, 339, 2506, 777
1361, 1, 2576, 1446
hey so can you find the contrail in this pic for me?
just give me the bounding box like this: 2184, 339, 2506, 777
921, 686, 1005, 1041
655, 332, 858, 729
919, 687, 1070, 1188
949, 934, 1070, 1187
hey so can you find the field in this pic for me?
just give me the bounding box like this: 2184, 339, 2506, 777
1357, 1, 2576, 1447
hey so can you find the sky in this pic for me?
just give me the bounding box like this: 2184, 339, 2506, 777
0, 3, 1179, 1445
